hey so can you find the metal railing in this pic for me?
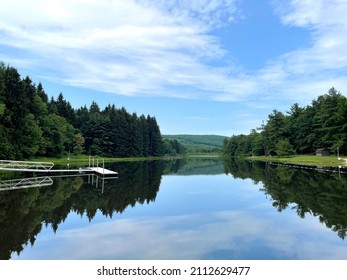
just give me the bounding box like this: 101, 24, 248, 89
0, 160, 54, 171
0, 176, 54, 191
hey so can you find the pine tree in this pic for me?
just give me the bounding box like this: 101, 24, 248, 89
276, 138, 293, 157
147, 116, 163, 156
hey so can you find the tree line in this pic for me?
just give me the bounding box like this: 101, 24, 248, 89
0, 62, 180, 159
223, 87, 347, 157
163, 134, 225, 154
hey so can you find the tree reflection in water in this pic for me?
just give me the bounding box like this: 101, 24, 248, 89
0, 160, 164, 260
1, 158, 346, 259
224, 159, 347, 240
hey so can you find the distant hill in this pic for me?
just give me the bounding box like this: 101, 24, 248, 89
163, 134, 228, 153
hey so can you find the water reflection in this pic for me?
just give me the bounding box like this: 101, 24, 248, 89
0, 176, 54, 191
1, 158, 347, 259
224, 159, 347, 240
0, 160, 164, 260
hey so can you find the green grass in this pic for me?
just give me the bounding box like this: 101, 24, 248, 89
246, 155, 347, 167
21, 154, 347, 168
29, 155, 160, 166
24, 153, 221, 166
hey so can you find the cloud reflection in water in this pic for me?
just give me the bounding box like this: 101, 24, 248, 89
18, 209, 346, 260
9, 172, 347, 260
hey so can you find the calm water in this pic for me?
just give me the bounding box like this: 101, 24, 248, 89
1, 158, 347, 260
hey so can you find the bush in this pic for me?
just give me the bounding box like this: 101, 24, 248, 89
276, 138, 294, 157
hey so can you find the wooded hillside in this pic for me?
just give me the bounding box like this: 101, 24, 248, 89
0, 63, 164, 159
163, 134, 227, 154
223, 87, 347, 157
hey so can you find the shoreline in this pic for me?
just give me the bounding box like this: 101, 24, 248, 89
245, 155, 347, 168
4, 154, 346, 169
27, 154, 220, 166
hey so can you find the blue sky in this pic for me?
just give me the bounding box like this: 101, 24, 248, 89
1, 0, 346, 136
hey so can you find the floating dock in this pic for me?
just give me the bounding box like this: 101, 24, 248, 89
85, 167, 118, 177
75, 167, 118, 178
0, 159, 118, 178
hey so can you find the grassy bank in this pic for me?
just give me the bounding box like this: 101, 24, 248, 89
29, 155, 161, 166
246, 155, 347, 167
34, 153, 220, 162
27, 154, 222, 167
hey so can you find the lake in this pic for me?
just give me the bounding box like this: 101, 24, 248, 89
1, 158, 347, 260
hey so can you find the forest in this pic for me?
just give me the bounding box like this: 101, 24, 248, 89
163, 134, 225, 154
0, 62, 184, 159
223, 87, 347, 158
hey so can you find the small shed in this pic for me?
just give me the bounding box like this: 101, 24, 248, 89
316, 148, 330, 156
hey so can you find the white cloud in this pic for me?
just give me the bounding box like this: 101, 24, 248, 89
14, 210, 347, 259
0, 0, 346, 106
0, 0, 244, 99
216, 0, 347, 105
262, 0, 347, 102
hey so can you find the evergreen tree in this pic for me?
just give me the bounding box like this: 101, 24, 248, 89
55, 92, 76, 124
36, 82, 48, 103
263, 110, 288, 155
127, 113, 142, 157
2, 66, 29, 158
147, 116, 163, 156
0, 62, 165, 159
312, 88, 347, 153
139, 114, 149, 156
223, 87, 347, 158
287, 103, 306, 153
275, 138, 294, 157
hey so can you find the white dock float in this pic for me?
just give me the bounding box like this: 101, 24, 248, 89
85, 167, 118, 178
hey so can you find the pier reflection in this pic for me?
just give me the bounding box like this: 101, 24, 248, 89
0, 176, 54, 191
0, 160, 164, 259
1, 158, 347, 260
0, 173, 116, 192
